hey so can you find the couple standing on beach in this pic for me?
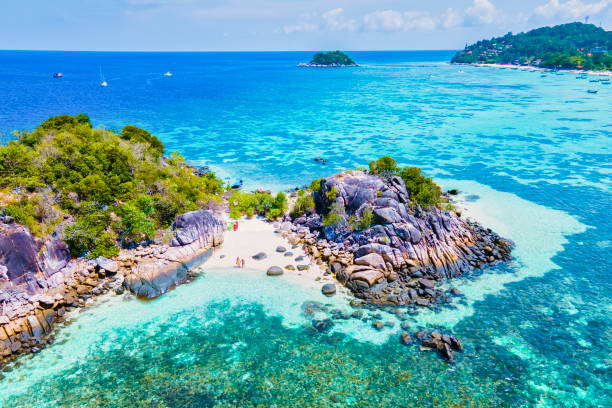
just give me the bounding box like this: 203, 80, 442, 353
236, 257, 245, 268
228, 220, 239, 231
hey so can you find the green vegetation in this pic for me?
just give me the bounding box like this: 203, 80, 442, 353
291, 190, 315, 218
309, 178, 322, 192
0, 114, 223, 257
369, 156, 442, 207
323, 202, 345, 227
309, 51, 356, 66
347, 206, 374, 231
326, 187, 338, 200
228, 190, 287, 220
452, 23, 612, 70
64, 203, 118, 258
397, 167, 441, 207
369, 156, 398, 175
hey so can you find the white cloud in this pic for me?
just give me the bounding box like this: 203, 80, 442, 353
322, 8, 358, 32
465, 0, 497, 25
282, 22, 318, 34
399, 11, 438, 30
363, 10, 405, 31
361, 9, 449, 32
360, 2, 497, 33
278, 0, 610, 37
534, 0, 611, 18
442, 8, 463, 29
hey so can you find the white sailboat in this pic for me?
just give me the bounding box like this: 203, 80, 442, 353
164, 71, 173, 77
99, 66, 108, 87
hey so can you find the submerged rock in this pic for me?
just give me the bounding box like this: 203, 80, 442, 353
312, 319, 334, 333
414, 330, 463, 362
321, 283, 336, 296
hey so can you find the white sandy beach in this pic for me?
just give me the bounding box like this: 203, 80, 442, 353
202, 216, 351, 297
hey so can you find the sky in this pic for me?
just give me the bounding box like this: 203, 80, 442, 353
2, 0, 611, 51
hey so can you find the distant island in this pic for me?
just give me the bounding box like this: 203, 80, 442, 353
298, 51, 359, 67
452, 22, 612, 71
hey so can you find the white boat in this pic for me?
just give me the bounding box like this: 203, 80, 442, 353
164, 71, 173, 77
99, 66, 108, 87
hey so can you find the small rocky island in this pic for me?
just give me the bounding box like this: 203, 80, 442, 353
0, 117, 513, 366
277, 157, 513, 306
298, 51, 359, 67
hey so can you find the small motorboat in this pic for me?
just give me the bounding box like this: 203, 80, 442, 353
589, 79, 600, 83
231, 179, 244, 190
52, 72, 63, 78
164, 71, 173, 77
99, 66, 108, 87
587, 89, 598, 94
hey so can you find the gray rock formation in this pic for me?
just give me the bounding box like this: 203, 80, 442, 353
0, 209, 225, 364
124, 209, 225, 298
290, 170, 513, 305
0, 224, 72, 294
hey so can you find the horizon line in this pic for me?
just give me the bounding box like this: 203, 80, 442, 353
0, 49, 460, 53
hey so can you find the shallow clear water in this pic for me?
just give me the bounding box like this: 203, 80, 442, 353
0, 51, 610, 407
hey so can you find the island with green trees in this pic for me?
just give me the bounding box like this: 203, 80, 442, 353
452, 22, 612, 71
298, 51, 358, 67
0, 115, 513, 366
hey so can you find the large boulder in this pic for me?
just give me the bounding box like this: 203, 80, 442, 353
124, 261, 189, 299
0, 225, 41, 287
171, 210, 224, 247
373, 207, 402, 224
125, 210, 225, 299
354, 253, 386, 270
40, 238, 71, 277
96, 256, 119, 274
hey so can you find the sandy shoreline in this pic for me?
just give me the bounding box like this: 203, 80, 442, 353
201, 216, 351, 298
469, 62, 612, 77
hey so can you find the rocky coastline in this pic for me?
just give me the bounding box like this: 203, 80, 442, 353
0, 209, 224, 367
0, 168, 515, 367
278, 170, 513, 307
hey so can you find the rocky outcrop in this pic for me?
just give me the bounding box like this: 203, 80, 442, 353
282, 170, 513, 306
0, 209, 225, 366
122, 209, 225, 298
0, 224, 72, 294
414, 330, 463, 362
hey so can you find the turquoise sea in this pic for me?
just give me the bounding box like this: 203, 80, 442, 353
0, 51, 611, 407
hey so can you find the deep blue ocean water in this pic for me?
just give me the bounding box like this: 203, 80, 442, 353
0, 51, 611, 407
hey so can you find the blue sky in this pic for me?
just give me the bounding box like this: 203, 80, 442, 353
2, 0, 611, 51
